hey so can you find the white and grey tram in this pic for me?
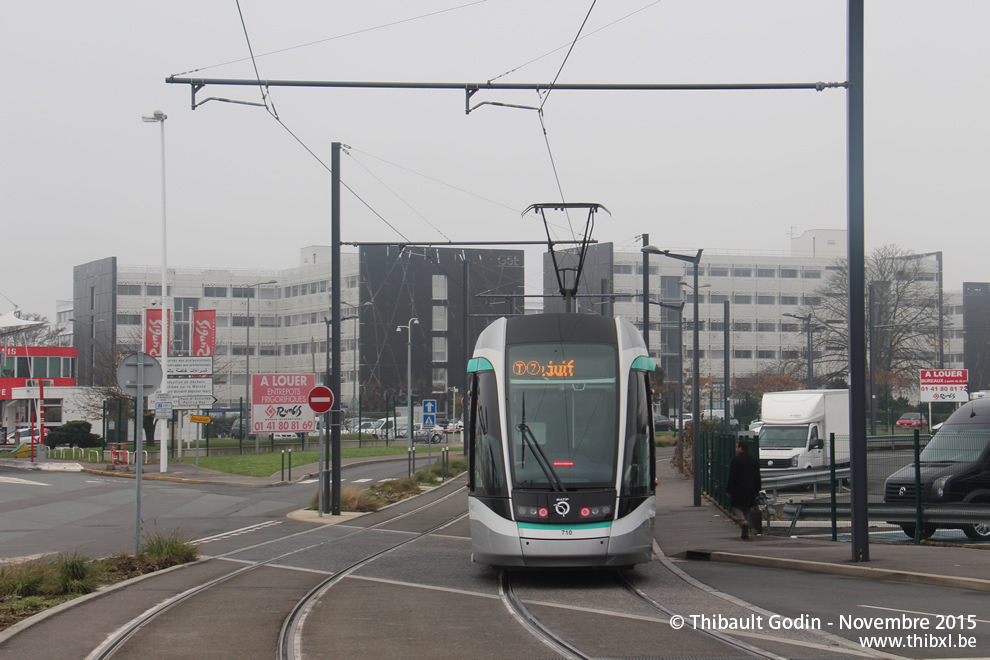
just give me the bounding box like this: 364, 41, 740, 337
467, 313, 657, 568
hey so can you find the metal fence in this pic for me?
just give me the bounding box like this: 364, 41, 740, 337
700, 429, 990, 545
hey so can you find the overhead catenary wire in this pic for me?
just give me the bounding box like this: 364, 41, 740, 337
539, 0, 598, 113
487, 0, 663, 83
170, 1, 487, 78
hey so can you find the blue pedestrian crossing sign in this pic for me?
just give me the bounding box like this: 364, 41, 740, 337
423, 399, 437, 427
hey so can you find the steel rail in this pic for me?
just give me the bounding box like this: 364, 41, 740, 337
615, 571, 786, 660
498, 570, 592, 660
88, 483, 466, 660
278, 490, 468, 660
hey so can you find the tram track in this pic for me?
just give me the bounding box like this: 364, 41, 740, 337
497, 566, 789, 660
86, 485, 467, 660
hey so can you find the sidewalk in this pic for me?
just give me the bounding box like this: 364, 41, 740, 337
654, 456, 990, 593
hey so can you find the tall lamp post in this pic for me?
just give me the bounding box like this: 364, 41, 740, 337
142, 110, 170, 473
397, 318, 419, 473
244, 280, 276, 454
784, 312, 815, 388
643, 246, 703, 507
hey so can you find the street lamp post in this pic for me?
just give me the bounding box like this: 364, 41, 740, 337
244, 280, 276, 454
643, 246, 703, 507
784, 312, 815, 388
142, 110, 170, 473
397, 318, 419, 475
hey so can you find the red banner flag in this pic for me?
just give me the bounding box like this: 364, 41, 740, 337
192, 309, 217, 356
145, 309, 171, 357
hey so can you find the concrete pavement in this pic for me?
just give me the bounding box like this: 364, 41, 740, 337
3, 451, 988, 593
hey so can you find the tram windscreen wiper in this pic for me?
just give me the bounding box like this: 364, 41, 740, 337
517, 396, 565, 492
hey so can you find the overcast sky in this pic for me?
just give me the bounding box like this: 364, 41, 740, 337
2, 1, 987, 321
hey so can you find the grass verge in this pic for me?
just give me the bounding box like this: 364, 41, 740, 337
0, 531, 199, 632
194, 446, 412, 478
306, 457, 468, 514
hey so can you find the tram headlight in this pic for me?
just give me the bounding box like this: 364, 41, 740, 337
538, 507, 548, 518
591, 507, 600, 515
602, 505, 612, 515
580, 507, 591, 517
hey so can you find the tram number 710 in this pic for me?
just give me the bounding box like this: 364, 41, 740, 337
561, 529, 573, 536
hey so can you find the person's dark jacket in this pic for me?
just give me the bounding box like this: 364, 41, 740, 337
726, 450, 761, 509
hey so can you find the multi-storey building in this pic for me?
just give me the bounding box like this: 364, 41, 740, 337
72, 245, 523, 420
545, 230, 951, 413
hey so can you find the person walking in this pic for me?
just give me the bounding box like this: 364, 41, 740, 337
726, 438, 761, 540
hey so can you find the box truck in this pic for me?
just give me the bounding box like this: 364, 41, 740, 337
758, 389, 850, 470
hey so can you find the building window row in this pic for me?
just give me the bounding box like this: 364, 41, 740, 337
682, 293, 823, 306
680, 320, 844, 334
282, 281, 328, 299
119, 284, 172, 296
693, 266, 822, 279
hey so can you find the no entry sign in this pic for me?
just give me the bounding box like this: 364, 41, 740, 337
308, 386, 334, 413
920, 369, 968, 402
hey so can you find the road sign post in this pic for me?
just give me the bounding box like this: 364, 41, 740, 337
308, 386, 335, 517
115, 352, 162, 555
422, 399, 437, 429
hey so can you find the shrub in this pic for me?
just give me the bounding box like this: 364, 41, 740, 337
0, 560, 51, 597
139, 530, 198, 569
53, 553, 98, 595
45, 421, 102, 450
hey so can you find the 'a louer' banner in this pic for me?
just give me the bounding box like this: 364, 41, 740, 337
144, 309, 171, 357
192, 309, 217, 356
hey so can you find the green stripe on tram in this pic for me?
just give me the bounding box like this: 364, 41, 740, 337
467, 357, 494, 372
517, 522, 612, 531
631, 356, 655, 371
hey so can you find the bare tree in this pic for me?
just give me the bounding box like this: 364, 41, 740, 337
1, 311, 62, 345
803, 244, 947, 395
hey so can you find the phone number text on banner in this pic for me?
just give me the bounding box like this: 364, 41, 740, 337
251, 374, 316, 433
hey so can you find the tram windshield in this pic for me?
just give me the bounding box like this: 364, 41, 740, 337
506, 343, 618, 489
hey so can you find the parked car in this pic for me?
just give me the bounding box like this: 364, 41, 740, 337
447, 418, 464, 433
653, 415, 675, 432
895, 412, 928, 429
397, 423, 444, 444
5, 428, 49, 444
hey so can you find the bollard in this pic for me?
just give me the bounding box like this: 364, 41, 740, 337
281, 450, 285, 481
288, 448, 292, 481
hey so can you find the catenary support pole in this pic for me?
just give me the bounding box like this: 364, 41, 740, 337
847, 0, 869, 563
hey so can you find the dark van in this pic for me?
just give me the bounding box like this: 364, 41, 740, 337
883, 399, 990, 540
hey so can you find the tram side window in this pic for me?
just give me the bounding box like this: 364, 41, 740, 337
471, 371, 506, 497
621, 371, 654, 497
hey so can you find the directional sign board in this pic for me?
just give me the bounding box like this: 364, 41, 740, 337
422, 399, 437, 428
252, 374, 316, 434
920, 369, 968, 403
308, 386, 334, 414
173, 395, 218, 410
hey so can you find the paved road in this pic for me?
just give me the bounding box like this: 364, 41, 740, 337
0, 460, 414, 562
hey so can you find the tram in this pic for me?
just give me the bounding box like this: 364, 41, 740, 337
466, 312, 657, 568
